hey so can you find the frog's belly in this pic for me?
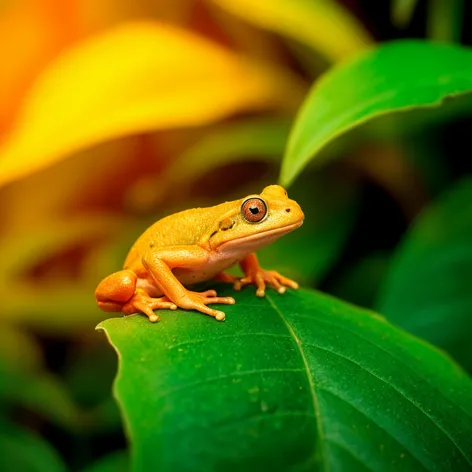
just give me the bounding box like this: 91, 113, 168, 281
135, 251, 242, 296
173, 252, 240, 286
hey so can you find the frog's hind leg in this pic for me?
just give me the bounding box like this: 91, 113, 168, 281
95, 270, 176, 322
95, 270, 137, 310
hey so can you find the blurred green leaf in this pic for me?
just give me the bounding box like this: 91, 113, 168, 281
281, 40, 472, 187
0, 421, 67, 472
329, 252, 391, 309
171, 119, 291, 181
0, 325, 42, 371
99, 287, 472, 471
391, 0, 419, 28
209, 0, 372, 62
0, 365, 83, 431
0, 325, 84, 431
81, 450, 129, 472
427, 0, 464, 43
64, 341, 118, 409
124, 118, 291, 214
63, 340, 122, 433
377, 177, 472, 372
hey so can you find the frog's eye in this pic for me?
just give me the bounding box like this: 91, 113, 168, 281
241, 198, 267, 223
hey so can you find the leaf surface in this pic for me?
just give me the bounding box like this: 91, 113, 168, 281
281, 41, 472, 187
377, 177, 472, 372
99, 286, 472, 471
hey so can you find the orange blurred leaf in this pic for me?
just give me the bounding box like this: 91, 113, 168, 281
209, 0, 372, 62
0, 21, 301, 187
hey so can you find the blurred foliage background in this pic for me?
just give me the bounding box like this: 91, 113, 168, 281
1, 0, 472, 470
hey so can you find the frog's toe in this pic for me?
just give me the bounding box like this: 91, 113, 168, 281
130, 301, 160, 322
206, 296, 235, 305
150, 297, 177, 311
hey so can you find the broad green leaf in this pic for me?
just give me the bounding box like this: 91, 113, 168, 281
99, 287, 472, 471
81, 450, 129, 472
209, 0, 372, 62
0, 21, 301, 187
281, 40, 472, 187
377, 177, 472, 372
0, 421, 67, 472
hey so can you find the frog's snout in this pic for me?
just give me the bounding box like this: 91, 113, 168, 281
285, 200, 305, 224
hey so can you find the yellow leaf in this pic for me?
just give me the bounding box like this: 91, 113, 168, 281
0, 137, 140, 230
0, 21, 301, 187
209, 0, 372, 62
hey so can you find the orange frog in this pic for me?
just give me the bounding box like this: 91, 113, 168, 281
95, 185, 304, 322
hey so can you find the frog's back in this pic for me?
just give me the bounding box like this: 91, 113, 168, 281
124, 203, 234, 270
146, 207, 216, 247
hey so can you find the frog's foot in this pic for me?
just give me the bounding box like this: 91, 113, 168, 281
122, 290, 177, 322
176, 289, 235, 321
214, 272, 239, 284
234, 270, 299, 297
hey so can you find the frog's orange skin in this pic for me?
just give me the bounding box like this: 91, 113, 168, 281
95, 185, 304, 322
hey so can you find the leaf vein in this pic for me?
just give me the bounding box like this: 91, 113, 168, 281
165, 331, 292, 352
153, 367, 306, 404
306, 343, 471, 466
325, 437, 375, 472
266, 294, 327, 472
291, 311, 472, 420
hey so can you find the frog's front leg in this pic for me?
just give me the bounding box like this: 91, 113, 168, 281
228, 253, 299, 297
143, 246, 235, 321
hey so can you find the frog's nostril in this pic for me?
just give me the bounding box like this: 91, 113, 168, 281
285, 208, 291, 213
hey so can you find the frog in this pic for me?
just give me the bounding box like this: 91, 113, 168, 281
95, 184, 304, 322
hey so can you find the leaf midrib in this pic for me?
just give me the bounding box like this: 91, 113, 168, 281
267, 293, 472, 471
266, 294, 327, 471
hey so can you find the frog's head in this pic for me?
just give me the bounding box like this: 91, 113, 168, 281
208, 185, 304, 253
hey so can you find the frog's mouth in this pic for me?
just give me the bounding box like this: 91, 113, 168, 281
216, 220, 303, 252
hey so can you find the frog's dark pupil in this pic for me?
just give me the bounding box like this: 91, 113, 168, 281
250, 207, 259, 214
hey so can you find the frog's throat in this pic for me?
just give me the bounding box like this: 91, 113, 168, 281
215, 220, 303, 252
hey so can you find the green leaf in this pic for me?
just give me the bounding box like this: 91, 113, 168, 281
427, 0, 464, 43
377, 177, 472, 372
329, 252, 391, 309
0, 365, 84, 431
391, 0, 419, 28
98, 286, 472, 471
0, 421, 67, 472
169, 118, 291, 182
0, 326, 84, 431
81, 450, 129, 472
280, 40, 472, 187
